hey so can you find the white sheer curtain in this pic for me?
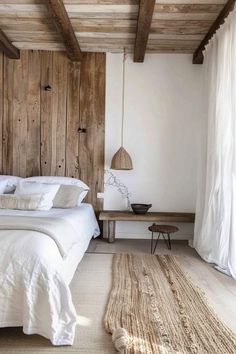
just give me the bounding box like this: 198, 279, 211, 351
194, 6, 236, 278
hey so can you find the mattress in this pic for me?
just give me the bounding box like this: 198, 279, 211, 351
0, 203, 100, 345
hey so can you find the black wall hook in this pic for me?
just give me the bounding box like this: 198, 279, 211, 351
78, 128, 87, 133
44, 85, 52, 91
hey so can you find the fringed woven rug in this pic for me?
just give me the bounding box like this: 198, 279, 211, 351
104, 253, 236, 354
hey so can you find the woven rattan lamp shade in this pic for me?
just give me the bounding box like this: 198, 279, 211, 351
110, 147, 133, 170
110, 50, 133, 170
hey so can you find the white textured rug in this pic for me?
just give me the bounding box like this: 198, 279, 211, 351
0, 254, 116, 354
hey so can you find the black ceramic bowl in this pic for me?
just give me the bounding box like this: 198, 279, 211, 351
131, 203, 152, 215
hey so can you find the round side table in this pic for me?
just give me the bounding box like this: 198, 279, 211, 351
148, 224, 179, 254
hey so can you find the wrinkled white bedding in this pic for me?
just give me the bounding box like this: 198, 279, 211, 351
0, 204, 100, 345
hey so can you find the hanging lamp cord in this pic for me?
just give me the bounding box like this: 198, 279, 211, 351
121, 48, 126, 147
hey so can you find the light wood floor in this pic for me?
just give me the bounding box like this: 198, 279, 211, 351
87, 238, 236, 334
0, 238, 235, 353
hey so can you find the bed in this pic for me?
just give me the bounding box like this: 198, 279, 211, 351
0, 203, 100, 345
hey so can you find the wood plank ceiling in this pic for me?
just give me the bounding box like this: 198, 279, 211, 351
0, 0, 228, 55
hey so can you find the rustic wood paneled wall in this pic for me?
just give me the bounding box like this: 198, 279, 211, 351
0, 50, 105, 211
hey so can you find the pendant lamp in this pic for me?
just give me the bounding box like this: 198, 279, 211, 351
110, 50, 133, 170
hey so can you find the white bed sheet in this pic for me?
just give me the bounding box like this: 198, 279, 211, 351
0, 203, 100, 284
0, 203, 99, 345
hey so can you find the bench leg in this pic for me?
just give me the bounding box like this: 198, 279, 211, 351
108, 220, 116, 243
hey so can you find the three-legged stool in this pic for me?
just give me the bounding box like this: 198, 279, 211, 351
148, 224, 179, 254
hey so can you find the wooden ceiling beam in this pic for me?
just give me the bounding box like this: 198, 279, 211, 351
134, 0, 155, 62
193, 0, 235, 64
45, 0, 82, 62
0, 29, 20, 59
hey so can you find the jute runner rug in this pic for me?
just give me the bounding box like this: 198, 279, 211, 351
104, 253, 236, 354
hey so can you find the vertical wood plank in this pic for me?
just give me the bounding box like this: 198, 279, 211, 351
52, 52, 68, 176
0, 52, 3, 173
79, 53, 94, 199
3, 55, 13, 175
12, 50, 28, 177
40, 51, 53, 175
66, 61, 80, 178
27, 50, 41, 176
79, 52, 105, 211
94, 52, 106, 211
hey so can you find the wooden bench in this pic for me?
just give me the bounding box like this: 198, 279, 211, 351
99, 210, 195, 243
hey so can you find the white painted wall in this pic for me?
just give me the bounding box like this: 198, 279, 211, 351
104, 53, 204, 240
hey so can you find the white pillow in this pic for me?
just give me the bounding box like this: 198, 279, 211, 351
15, 182, 60, 211
0, 180, 8, 194
25, 176, 89, 204
0, 175, 22, 193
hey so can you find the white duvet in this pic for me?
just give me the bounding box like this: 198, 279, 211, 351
0, 204, 99, 345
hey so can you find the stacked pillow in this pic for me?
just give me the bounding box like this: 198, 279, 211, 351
0, 180, 8, 194
25, 176, 89, 206
0, 175, 22, 193
0, 175, 89, 211
14, 181, 61, 210
0, 194, 47, 211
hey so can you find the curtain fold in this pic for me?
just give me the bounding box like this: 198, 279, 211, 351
194, 6, 236, 278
